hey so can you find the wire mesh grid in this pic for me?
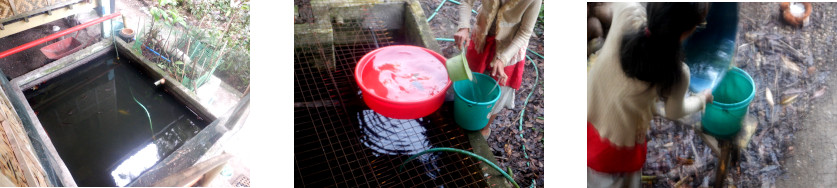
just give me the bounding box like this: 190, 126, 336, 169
294, 1, 489, 187
130, 16, 246, 92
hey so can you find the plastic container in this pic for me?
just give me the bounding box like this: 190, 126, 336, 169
701, 67, 755, 139
453, 73, 500, 131
446, 52, 473, 82
684, 2, 739, 92
40, 37, 84, 60
355, 45, 451, 119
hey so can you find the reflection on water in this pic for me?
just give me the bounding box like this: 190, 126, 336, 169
357, 109, 440, 179
111, 142, 159, 187
361, 47, 448, 101
24, 52, 207, 186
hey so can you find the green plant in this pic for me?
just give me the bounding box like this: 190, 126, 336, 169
159, 0, 177, 7
150, 7, 185, 26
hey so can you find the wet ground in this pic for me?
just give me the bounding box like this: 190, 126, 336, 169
24, 52, 208, 186
634, 2, 837, 187
420, 1, 545, 187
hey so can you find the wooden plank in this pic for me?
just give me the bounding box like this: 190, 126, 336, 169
0, 0, 82, 25
0, 2, 92, 38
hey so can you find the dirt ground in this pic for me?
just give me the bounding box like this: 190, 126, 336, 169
421, 1, 545, 187
604, 2, 837, 187
770, 3, 837, 187
0, 0, 149, 79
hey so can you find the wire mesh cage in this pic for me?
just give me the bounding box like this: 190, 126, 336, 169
129, 15, 249, 93
294, 0, 489, 187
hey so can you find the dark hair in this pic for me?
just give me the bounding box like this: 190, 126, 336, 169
620, 2, 709, 97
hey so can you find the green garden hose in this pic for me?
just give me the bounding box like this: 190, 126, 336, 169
427, 0, 478, 23
518, 55, 539, 187
426, 3, 544, 187
444, 0, 479, 14
129, 87, 154, 139
527, 49, 544, 59
426, 0, 448, 22
434, 38, 545, 60
399, 147, 520, 188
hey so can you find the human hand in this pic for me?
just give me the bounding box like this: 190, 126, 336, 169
491, 59, 508, 84
702, 89, 714, 104
454, 28, 470, 50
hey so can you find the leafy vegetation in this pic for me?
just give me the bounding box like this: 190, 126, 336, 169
144, 0, 250, 93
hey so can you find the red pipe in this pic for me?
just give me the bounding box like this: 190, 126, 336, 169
0, 12, 122, 59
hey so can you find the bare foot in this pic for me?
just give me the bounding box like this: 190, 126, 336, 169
480, 125, 491, 138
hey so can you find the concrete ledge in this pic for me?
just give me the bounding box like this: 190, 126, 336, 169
404, 0, 442, 54
4, 41, 114, 188
14, 40, 112, 89
128, 95, 249, 187
468, 132, 512, 188
114, 38, 217, 121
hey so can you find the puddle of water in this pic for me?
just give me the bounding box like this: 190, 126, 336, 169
356, 109, 441, 179
24, 52, 208, 186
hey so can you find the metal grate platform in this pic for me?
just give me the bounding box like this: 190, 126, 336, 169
293, 2, 487, 187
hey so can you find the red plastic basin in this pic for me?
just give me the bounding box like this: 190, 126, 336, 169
354, 45, 451, 119
40, 37, 84, 60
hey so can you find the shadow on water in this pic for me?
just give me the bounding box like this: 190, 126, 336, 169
23, 51, 209, 186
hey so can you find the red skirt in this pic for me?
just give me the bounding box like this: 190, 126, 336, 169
588, 122, 647, 173
465, 36, 525, 90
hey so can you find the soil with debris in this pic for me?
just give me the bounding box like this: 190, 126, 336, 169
637, 2, 837, 187
421, 1, 545, 187
0, 18, 100, 79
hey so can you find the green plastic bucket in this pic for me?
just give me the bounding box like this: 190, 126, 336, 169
453, 73, 500, 131
701, 67, 755, 139
446, 52, 473, 82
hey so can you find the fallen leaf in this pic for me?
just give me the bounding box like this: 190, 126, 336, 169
674, 177, 691, 188
808, 66, 817, 75
781, 94, 799, 105
676, 157, 695, 166
813, 87, 827, 98
782, 88, 804, 95
504, 144, 512, 156
534, 119, 543, 124
664, 142, 673, 148
765, 88, 774, 106
781, 55, 802, 74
